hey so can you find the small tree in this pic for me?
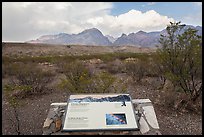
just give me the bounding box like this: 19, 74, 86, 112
4, 88, 21, 135
157, 22, 202, 107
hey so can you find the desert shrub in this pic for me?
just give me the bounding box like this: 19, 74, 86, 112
88, 71, 127, 93
58, 60, 93, 93
157, 22, 202, 109
4, 88, 22, 135
4, 63, 54, 99
2, 62, 26, 78
144, 57, 161, 77
2, 56, 13, 63
125, 59, 147, 82
90, 71, 116, 93
58, 59, 119, 93
3, 63, 54, 134
111, 78, 128, 93
150, 53, 167, 87
97, 53, 116, 62
2, 52, 151, 67
160, 79, 178, 107
105, 59, 126, 74
3, 55, 53, 64
112, 52, 150, 60
162, 80, 202, 113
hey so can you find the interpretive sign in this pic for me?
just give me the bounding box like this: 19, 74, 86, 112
63, 94, 139, 131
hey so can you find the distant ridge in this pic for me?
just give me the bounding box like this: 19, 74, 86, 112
27, 25, 202, 47
69, 94, 131, 103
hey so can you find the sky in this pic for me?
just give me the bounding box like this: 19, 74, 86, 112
2, 2, 202, 42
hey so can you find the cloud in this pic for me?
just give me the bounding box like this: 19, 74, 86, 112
3, 2, 174, 41
147, 2, 156, 6
192, 2, 202, 7
86, 9, 174, 37
2, 2, 113, 41
142, 2, 156, 7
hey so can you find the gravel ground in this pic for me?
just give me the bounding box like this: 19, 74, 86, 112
2, 91, 70, 135
129, 80, 202, 135
155, 104, 202, 135
2, 79, 202, 135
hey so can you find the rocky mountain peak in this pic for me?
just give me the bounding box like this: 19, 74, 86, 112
136, 30, 147, 35
80, 28, 102, 35
121, 33, 127, 37
27, 25, 202, 47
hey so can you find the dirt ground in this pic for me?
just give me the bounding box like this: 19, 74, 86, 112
2, 80, 202, 135
2, 42, 156, 57
2, 43, 202, 135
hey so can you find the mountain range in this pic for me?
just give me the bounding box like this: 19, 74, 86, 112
28, 25, 202, 47
69, 94, 131, 103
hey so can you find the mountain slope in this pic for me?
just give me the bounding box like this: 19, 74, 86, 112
28, 25, 202, 47
105, 35, 117, 43
113, 25, 202, 47
28, 28, 112, 46
70, 28, 112, 46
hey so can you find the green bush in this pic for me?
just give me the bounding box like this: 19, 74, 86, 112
58, 60, 92, 93
4, 63, 54, 99
58, 60, 119, 93
90, 71, 116, 93
157, 21, 202, 106
2, 62, 22, 78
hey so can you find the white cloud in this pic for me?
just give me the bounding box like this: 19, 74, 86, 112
2, 2, 113, 41
192, 2, 202, 7
86, 9, 174, 37
3, 2, 174, 41
147, 2, 156, 6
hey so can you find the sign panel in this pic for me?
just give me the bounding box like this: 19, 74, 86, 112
63, 94, 139, 131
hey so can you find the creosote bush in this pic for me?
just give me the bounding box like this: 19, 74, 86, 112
58, 60, 92, 93
125, 59, 147, 82
157, 21, 202, 110
105, 59, 125, 74
4, 63, 54, 99
58, 60, 127, 93
157, 22, 202, 101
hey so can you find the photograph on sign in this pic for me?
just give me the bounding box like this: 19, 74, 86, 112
63, 94, 139, 131
106, 113, 127, 125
